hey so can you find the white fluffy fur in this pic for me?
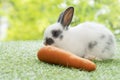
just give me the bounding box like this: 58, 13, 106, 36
44, 22, 116, 60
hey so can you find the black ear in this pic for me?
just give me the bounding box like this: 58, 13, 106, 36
58, 7, 74, 29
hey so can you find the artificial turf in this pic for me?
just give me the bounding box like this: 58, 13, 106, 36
0, 41, 120, 80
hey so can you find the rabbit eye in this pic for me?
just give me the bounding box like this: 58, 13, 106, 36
52, 30, 62, 38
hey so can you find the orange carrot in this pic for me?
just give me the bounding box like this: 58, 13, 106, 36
37, 46, 96, 71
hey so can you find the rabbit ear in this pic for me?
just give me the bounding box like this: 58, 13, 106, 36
58, 7, 74, 29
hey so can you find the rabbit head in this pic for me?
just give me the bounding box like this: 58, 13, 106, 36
43, 7, 74, 46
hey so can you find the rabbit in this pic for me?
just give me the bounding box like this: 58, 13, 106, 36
43, 7, 116, 60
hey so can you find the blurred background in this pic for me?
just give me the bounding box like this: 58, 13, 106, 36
0, 0, 120, 41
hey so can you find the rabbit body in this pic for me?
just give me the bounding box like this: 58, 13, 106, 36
44, 7, 116, 60
54, 22, 115, 60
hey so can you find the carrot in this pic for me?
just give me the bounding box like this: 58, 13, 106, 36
37, 46, 96, 71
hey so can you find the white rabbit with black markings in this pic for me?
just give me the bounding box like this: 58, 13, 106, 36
43, 7, 116, 60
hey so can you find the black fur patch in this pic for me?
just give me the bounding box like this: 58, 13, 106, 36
102, 35, 113, 53
88, 41, 98, 49
106, 35, 114, 45
100, 35, 105, 39
52, 30, 62, 38
60, 35, 63, 40
102, 46, 110, 53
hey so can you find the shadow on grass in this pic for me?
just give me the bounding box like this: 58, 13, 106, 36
94, 58, 120, 64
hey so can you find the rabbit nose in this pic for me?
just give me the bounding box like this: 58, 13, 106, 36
44, 38, 54, 45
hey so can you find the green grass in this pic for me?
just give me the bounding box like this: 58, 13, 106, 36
0, 41, 120, 80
